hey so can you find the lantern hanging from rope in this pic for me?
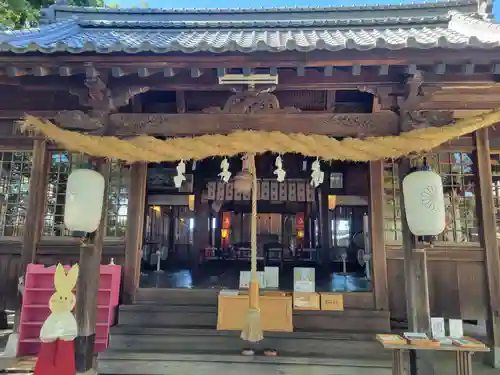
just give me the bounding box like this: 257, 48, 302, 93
402, 161, 446, 236
64, 168, 105, 233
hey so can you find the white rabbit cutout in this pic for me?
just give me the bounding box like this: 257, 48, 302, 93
39, 263, 79, 343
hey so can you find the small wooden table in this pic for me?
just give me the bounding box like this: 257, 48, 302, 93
379, 342, 490, 375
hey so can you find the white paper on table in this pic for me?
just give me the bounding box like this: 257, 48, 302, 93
264, 266, 279, 289
431, 317, 446, 339
293, 267, 315, 292
449, 319, 464, 338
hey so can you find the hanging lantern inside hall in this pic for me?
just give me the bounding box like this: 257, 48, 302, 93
64, 169, 105, 233
402, 169, 446, 236
234, 154, 252, 194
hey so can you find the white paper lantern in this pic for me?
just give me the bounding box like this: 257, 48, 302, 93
402, 170, 446, 236
64, 169, 105, 233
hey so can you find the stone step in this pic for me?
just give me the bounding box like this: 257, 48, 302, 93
107, 326, 388, 359
118, 303, 391, 332
98, 352, 393, 375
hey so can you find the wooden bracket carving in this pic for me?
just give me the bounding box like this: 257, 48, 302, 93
69, 74, 149, 114
64, 67, 149, 135
395, 71, 452, 130
202, 89, 300, 114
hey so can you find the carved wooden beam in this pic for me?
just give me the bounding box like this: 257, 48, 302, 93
104, 112, 399, 137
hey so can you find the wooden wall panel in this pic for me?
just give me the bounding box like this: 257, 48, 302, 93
427, 261, 460, 318
0, 239, 125, 311
457, 262, 488, 320
387, 258, 406, 319
343, 292, 374, 309
386, 245, 488, 320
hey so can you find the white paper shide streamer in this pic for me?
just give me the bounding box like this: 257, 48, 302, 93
273, 155, 286, 182
218, 158, 232, 183
174, 160, 186, 189
310, 158, 324, 188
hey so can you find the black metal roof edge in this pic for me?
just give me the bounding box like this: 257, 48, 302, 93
76, 16, 451, 30
48, 0, 477, 14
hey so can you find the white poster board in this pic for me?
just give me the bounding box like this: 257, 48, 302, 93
293, 267, 315, 292
264, 266, 279, 289
449, 319, 464, 338
431, 317, 446, 339
239, 271, 266, 289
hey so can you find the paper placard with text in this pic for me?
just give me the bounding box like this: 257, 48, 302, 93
431, 317, 446, 339
293, 267, 315, 292
449, 319, 464, 338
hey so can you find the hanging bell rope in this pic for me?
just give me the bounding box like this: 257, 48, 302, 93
240, 153, 264, 344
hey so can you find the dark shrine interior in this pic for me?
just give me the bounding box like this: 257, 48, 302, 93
133, 88, 374, 291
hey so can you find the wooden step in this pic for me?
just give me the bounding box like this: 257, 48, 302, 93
135, 288, 218, 305
118, 303, 391, 332
107, 326, 389, 359
98, 352, 392, 375
118, 304, 218, 328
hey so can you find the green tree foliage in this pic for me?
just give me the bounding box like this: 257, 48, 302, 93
0, 0, 105, 30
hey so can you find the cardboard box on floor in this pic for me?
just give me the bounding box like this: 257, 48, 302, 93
320, 293, 344, 311
293, 292, 320, 310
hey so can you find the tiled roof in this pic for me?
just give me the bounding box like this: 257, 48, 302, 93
1, 0, 499, 54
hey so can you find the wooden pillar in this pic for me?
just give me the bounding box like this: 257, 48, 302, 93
318, 184, 330, 265
123, 162, 147, 305
304, 203, 311, 248
395, 72, 434, 375
20, 140, 49, 272
191, 191, 205, 265
192, 161, 211, 266
398, 157, 434, 375
473, 128, 500, 368
15, 140, 49, 332
368, 160, 389, 311
75, 159, 111, 374
397, 158, 432, 333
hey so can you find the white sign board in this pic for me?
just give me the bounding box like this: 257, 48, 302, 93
431, 317, 446, 339
239, 271, 266, 289
264, 266, 279, 289
293, 267, 315, 292
449, 319, 464, 338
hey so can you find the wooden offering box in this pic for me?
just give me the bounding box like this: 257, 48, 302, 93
217, 292, 293, 332
293, 292, 320, 310
18, 263, 121, 356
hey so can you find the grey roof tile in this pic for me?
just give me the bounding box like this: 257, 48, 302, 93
1, 2, 499, 54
